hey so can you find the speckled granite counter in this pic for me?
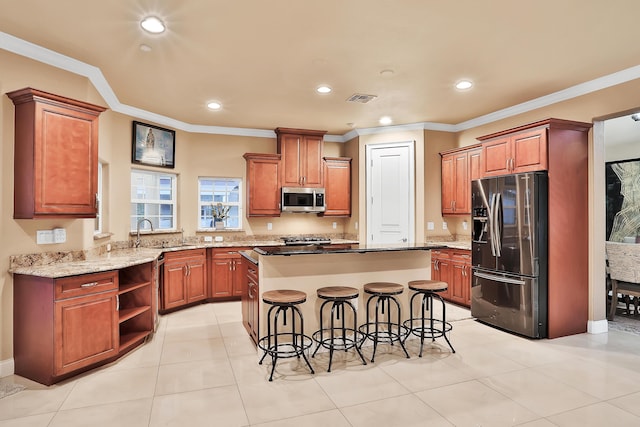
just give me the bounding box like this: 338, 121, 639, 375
9, 239, 360, 278
9, 248, 163, 278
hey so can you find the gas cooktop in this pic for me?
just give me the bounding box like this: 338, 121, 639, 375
281, 236, 332, 246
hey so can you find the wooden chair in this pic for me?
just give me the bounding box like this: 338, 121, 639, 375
605, 242, 640, 320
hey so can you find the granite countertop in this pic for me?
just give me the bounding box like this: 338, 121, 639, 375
10, 238, 467, 278
9, 248, 163, 278
252, 242, 448, 256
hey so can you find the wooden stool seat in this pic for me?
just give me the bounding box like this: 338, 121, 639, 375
363, 282, 404, 295
262, 289, 307, 305
408, 280, 448, 292
317, 286, 359, 300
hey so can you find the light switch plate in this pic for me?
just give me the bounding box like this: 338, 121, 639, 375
203, 236, 213, 242
214, 236, 224, 242
427, 222, 434, 230
442, 222, 448, 230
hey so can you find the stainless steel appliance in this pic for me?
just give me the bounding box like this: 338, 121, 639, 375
282, 236, 331, 245
471, 172, 548, 338
281, 187, 325, 213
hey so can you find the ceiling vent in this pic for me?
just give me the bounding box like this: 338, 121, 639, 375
346, 93, 377, 104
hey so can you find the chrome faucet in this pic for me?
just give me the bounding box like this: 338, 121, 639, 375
135, 218, 154, 248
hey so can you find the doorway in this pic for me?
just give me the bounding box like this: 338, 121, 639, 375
601, 111, 640, 333
365, 141, 415, 244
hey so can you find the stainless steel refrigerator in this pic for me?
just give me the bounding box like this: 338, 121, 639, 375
471, 172, 548, 338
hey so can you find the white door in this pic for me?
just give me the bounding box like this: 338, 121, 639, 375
366, 142, 414, 244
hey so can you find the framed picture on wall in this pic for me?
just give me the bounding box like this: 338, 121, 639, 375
131, 121, 175, 168
606, 157, 640, 241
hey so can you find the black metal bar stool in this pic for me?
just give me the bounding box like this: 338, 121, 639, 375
358, 282, 410, 362
403, 279, 455, 357
311, 286, 367, 372
258, 289, 315, 381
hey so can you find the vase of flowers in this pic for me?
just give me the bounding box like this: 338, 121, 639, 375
212, 203, 230, 230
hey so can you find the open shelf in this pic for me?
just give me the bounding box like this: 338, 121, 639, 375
119, 305, 150, 323
119, 281, 151, 295
119, 331, 149, 352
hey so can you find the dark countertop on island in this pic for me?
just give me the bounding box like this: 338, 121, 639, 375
252, 242, 448, 256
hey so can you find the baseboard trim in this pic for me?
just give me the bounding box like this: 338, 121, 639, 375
0, 358, 15, 378
588, 319, 608, 334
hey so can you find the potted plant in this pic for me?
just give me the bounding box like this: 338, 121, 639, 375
211, 203, 230, 230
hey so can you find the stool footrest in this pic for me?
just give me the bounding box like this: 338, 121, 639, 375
258, 333, 314, 358
312, 328, 363, 352
403, 318, 453, 339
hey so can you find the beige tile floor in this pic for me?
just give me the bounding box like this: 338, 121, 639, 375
2, 301, 640, 426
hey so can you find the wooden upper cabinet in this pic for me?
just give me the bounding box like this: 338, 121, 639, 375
243, 153, 281, 217
322, 157, 351, 217
275, 127, 326, 188
441, 146, 477, 216
468, 147, 483, 181
480, 127, 548, 177
7, 88, 106, 219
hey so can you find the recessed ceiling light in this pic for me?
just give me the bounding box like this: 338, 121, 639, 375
631, 113, 640, 122
379, 116, 392, 125
139, 44, 152, 52
140, 16, 166, 34
380, 69, 395, 77
207, 101, 222, 110
316, 85, 332, 94
455, 80, 473, 90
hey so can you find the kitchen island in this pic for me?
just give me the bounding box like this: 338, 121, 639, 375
241, 243, 446, 342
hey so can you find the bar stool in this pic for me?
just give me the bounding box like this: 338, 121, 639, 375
403, 279, 455, 357
358, 282, 410, 362
258, 289, 315, 381
312, 286, 367, 372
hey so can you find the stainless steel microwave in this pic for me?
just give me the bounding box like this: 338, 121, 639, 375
281, 187, 325, 213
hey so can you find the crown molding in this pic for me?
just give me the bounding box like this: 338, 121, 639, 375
3, 30, 640, 143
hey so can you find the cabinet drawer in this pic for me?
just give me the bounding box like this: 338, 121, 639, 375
55, 271, 118, 300
431, 249, 451, 259
164, 248, 206, 262
246, 263, 259, 282
451, 250, 471, 263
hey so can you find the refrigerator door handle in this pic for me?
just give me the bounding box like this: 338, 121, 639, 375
489, 193, 497, 256
474, 270, 526, 285
494, 193, 502, 258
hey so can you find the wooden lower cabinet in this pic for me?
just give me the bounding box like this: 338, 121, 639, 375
209, 247, 250, 299
161, 249, 207, 311
431, 249, 471, 307
450, 251, 472, 306
14, 264, 154, 385
240, 256, 260, 345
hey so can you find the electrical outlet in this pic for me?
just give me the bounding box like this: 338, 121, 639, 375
332, 222, 337, 229
267, 222, 272, 231
355, 221, 358, 230
36, 230, 54, 244
442, 221, 448, 230
427, 222, 434, 230
462, 221, 468, 230
53, 227, 66, 243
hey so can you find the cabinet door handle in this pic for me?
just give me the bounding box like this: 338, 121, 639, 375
81, 281, 99, 288
116, 295, 119, 311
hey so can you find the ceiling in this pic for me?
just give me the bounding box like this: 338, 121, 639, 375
1, 0, 640, 137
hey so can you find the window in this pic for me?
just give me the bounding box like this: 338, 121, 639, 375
131, 169, 177, 231
198, 177, 242, 229
94, 162, 103, 235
